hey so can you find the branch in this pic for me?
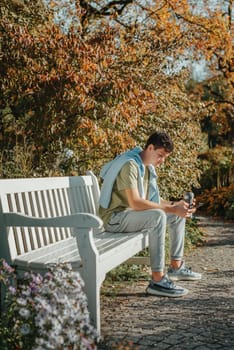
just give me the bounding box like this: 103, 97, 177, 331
80, 0, 134, 27
202, 85, 234, 107
101, 0, 134, 15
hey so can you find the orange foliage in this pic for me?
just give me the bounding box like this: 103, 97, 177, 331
0, 0, 233, 198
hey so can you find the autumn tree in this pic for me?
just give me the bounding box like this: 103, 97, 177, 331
181, 0, 234, 198
0, 0, 232, 200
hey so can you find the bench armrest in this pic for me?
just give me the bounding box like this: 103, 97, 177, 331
1, 212, 103, 229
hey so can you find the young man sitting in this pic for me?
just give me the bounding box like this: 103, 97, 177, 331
99, 131, 201, 297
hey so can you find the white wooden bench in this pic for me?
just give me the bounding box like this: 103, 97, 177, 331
0, 171, 149, 334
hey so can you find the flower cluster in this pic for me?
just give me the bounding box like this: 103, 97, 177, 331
0, 260, 97, 350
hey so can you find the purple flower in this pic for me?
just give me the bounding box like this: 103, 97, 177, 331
33, 274, 43, 284
29, 282, 40, 293
2, 260, 14, 273
20, 323, 31, 335
9, 286, 16, 295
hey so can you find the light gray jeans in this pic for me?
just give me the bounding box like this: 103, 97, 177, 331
106, 209, 186, 272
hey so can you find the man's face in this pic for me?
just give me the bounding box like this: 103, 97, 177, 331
147, 146, 171, 167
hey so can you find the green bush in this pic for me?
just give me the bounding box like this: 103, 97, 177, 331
197, 184, 234, 219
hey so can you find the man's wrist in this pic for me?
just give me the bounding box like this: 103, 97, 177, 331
165, 202, 175, 214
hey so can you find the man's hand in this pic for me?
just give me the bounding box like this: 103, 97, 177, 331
125, 188, 197, 218
172, 200, 196, 218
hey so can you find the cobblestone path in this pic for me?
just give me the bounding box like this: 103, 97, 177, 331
98, 216, 234, 350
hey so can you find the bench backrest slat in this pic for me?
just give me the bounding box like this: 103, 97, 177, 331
0, 175, 100, 261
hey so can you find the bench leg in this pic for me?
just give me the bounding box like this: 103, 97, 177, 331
83, 276, 104, 335
75, 229, 105, 335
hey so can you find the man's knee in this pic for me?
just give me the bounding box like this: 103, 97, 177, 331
148, 209, 167, 227
167, 213, 185, 225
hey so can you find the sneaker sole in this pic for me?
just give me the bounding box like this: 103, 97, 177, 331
168, 275, 202, 281
146, 286, 189, 298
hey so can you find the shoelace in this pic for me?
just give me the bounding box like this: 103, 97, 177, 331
161, 276, 175, 288
182, 266, 192, 274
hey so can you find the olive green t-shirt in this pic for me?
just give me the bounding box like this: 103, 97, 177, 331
99, 161, 149, 227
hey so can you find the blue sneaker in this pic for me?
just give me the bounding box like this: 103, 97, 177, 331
168, 261, 202, 281
146, 275, 188, 297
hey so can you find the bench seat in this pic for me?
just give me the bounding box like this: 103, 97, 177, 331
12, 230, 148, 272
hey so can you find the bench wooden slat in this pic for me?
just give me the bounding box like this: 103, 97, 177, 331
0, 172, 149, 335
13, 231, 149, 277
14, 238, 80, 266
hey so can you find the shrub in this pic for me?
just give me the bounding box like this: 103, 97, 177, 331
0, 260, 97, 350
197, 184, 234, 219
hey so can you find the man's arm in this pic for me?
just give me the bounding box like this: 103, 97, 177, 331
125, 188, 195, 218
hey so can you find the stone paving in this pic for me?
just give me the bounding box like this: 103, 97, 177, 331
98, 216, 234, 349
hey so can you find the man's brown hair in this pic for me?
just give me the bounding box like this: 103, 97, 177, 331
145, 131, 174, 153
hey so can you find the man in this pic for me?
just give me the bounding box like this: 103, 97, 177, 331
99, 131, 201, 297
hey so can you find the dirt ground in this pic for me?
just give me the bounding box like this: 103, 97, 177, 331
98, 216, 234, 350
